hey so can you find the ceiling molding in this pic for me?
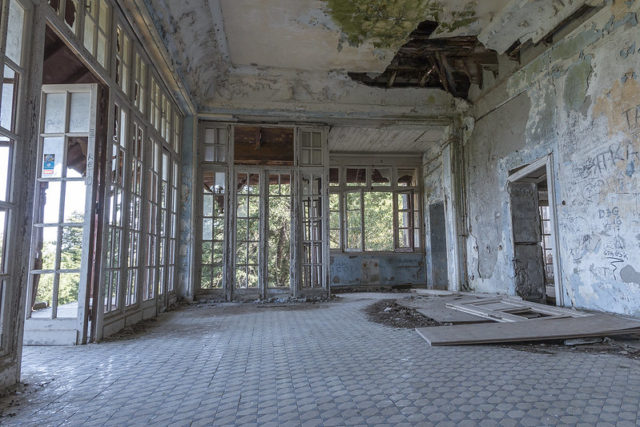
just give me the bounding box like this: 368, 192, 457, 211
119, 0, 196, 114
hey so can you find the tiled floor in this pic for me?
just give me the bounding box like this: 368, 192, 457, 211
3, 293, 640, 426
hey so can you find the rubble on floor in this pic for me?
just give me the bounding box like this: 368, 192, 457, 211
364, 299, 450, 329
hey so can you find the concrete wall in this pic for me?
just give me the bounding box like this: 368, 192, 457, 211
330, 253, 426, 287
461, 2, 640, 316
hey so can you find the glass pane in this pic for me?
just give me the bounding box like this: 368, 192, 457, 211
83, 17, 95, 54
40, 182, 61, 224
44, 94, 67, 134
203, 193, 213, 217
204, 146, 214, 162
212, 242, 223, 265
97, 33, 107, 67
99, 0, 109, 29
212, 266, 223, 288
312, 132, 322, 148
268, 194, 290, 288
42, 137, 65, 178
364, 192, 394, 251
0, 145, 11, 201
33, 273, 55, 316
202, 218, 212, 240
346, 168, 366, 186
1, 67, 18, 131
66, 137, 88, 177
41, 226, 59, 270
0, 210, 5, 272
311, 150, 322, 165
69, 92, 91, 132
60, 227, 83, 270
346, 192, 361, 249
200, 265, 212, 289
398, 169, 417, 187
57, 273, 80, 317
200, 242, 212, 265
63, 181, 86, 223
6, 0, 25, 65
204, 128, 215, 144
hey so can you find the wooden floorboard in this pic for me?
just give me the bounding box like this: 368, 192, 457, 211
416, 314, 640, 346
396, 297, 488, 324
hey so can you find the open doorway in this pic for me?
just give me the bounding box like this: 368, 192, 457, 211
23, 27, 106, 345
508, 155, 562, 306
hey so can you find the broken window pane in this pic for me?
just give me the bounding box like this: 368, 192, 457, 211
372, 168, 391, 186
397, 168, 417, 187
65, 0, 78, 32
66, 137, 88, 177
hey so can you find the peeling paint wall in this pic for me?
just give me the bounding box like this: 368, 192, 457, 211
462, 1, 640, 315
330, 253, 426, 287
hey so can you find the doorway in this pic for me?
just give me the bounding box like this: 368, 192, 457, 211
23, 28, 106, 345
233, 169, 294, 297
508, 155, 562, 305
24, 84, 100, 345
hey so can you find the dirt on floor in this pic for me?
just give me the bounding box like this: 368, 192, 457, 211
0, 379, 54, 419
503, 336, 640, 360
364, 299, 451, 329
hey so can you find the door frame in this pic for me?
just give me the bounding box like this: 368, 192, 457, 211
507, 154, 564, 306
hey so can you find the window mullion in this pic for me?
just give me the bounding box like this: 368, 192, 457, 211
359, 189, 364, 251
393, 189, 399, 251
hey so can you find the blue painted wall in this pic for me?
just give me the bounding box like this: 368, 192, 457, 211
330, 253, 426, 287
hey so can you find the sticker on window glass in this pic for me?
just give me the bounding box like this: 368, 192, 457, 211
43, 154, 56, 175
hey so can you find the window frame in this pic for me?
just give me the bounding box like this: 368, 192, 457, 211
329, 155, 423, 254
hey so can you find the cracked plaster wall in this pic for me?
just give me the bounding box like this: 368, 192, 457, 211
458, 1, 640, 315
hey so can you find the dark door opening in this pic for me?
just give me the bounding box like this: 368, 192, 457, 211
509, 161, 557, 305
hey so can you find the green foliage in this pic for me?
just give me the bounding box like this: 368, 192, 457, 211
364, 192, 394, 251
324, 0, 443, 48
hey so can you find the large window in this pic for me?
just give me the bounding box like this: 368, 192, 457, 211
329, 161, 422, 252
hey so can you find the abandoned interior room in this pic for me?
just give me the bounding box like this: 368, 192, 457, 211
0, 0, 640, 424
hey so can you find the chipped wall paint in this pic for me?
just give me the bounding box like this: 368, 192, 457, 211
330, 253, 426, 286
457, 1, 640, 315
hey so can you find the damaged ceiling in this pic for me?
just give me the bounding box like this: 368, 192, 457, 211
140, 0, 601, 113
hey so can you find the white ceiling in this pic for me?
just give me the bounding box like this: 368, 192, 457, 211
219, 0, 394, 73
328, 126, 446, 153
